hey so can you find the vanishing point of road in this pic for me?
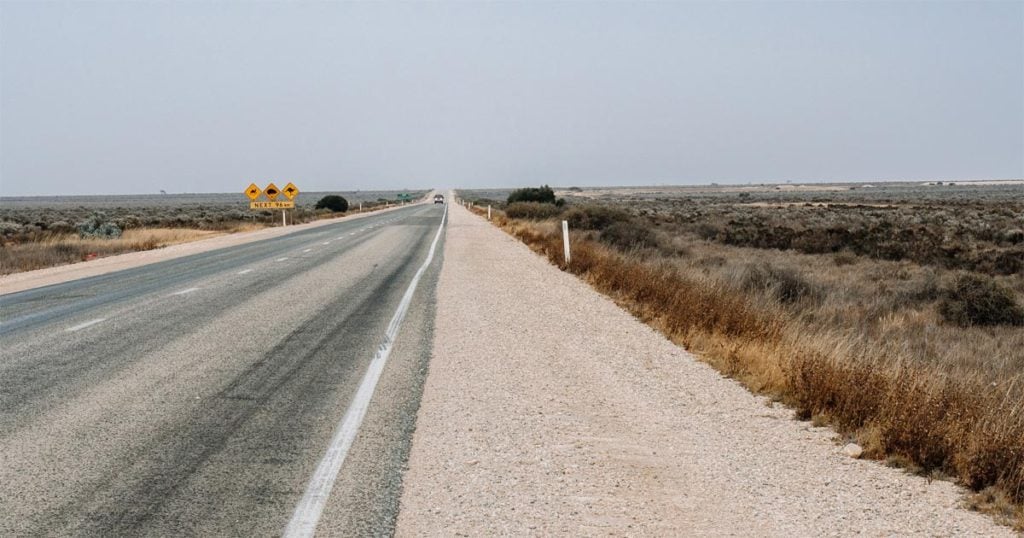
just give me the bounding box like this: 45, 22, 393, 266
0, 202, 446, 536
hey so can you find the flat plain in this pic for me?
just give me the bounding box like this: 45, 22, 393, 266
461, 180, 1024, 526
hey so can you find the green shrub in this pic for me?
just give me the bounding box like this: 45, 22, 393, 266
740, 263, 822, 305
563, 205, 631, 231
507, 185, 557, 205
504, 202, 563, 220
0, 221, 23, 236
939, 273, 1024, 327
76, 212, 122, 239
316, 195, 349, 213
599, 221, 659, 250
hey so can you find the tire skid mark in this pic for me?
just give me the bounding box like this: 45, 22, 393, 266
32, 227, 435, 536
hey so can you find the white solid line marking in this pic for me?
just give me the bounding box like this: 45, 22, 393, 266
237, 269, 254, 275
276, 257, 288, 262
170, 287, 199, 296
66, 318, 106, 332
284, 203, 447, 538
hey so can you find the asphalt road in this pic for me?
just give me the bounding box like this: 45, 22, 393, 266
0, 202, 446, 536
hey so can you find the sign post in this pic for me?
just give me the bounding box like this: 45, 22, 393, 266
281, 182, 299, 227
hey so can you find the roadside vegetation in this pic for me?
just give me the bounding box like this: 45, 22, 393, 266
0, 190, 425, 275
464, 183, 1024, 528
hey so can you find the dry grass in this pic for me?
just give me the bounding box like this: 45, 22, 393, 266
0, 228, 221, 275
475, 204, 1024, 529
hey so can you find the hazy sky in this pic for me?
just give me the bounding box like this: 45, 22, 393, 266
1, 1, 1021, 196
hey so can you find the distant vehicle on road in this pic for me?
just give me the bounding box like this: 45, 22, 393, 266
434, 194, 445, 204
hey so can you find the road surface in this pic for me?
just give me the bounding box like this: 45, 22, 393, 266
0, 202, 446, 536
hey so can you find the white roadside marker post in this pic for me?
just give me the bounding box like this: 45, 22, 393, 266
562, 220, 571, 265
488, 205, 491, 220
282, 210, 287, 227
359, 201, 362, 212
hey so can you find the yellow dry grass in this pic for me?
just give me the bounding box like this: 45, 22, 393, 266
0, 228, 223, 275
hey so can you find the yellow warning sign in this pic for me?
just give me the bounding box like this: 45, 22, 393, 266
282, 182, 299, 200
250, 201, 295, 209
264, 183, 281, 201
244, 183, 262, 201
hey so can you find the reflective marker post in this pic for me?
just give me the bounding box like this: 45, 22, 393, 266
488, 205, 491, 220
562, 220, 571, 265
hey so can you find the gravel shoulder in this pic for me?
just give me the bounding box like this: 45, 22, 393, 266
0, 203, 418, 296
396, 203, 1011, 536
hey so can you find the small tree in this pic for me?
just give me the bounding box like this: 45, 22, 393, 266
316, 195, 349, 213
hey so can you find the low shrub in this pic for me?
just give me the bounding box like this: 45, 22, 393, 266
504, 202, 563, 220
939, 273, 1024, 327
896, 270, 942, 306
694, 223, 721, 241
507, 185, 557, 205
114, 215, 142, 230
739, 263, 822, 305
76, 212, 122, 239
0, 221, 23, 236
315, 195, 349, 213
563, 205, 632, 231
993, 249, 1023, 275
832, 251, 859, 266
599, 221, 659, 251
48, 220, 74, 234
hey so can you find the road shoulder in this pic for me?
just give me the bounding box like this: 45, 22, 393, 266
395, 203, 1010, 536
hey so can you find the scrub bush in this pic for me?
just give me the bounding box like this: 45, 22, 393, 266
316, 195, 349, 213
939, 273, 1024, 327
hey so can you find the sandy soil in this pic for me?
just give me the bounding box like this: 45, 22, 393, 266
0, 203, 419, 296
395, 202, 1011, 536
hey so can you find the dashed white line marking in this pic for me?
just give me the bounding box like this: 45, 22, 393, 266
276, 257, 288, 262
303, 249, 312, 253
66, 318, 107, 332
322, 241, 330, 245
237, 269, 254, 275
284, 203, 448, 537
170, 287, 199, 296
349, 232, 355, 236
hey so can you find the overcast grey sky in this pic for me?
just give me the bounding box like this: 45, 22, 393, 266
1, 1, 1021, 196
